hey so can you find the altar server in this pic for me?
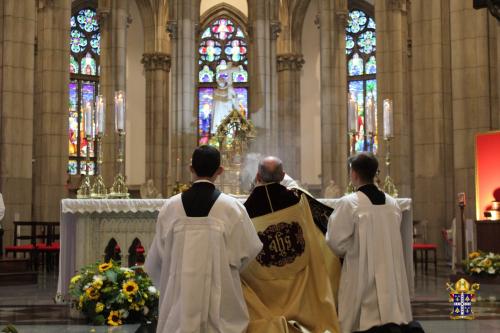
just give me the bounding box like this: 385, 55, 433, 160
145, 145, 263, 333
326, 153, 413, 333
242, 156, 341, 333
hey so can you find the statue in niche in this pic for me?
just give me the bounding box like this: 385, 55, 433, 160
211, 62, 240, 133
140, 179, 162, 199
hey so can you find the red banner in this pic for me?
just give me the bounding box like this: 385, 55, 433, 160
475, 131, 500, 220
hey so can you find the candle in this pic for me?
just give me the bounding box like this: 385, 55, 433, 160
383, 98, 393, 139
84, 101, 93, 138
176, 158, 181, 182
365, 96, 375, 134
114, 91, 126, 132
348, 92, 358, 133
95, 95, 105, 135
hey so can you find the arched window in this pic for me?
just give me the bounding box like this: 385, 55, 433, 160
68, 5, 100, 175
346, 7, 377, 152
197, 16, 249, 145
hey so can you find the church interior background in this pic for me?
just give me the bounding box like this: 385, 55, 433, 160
0, 0, 500, 331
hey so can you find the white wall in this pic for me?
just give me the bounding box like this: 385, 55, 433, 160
125, 0, 146, 185
300, 1, 322, 185
200, 0, 248, 17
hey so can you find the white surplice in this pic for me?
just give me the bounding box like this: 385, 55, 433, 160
326, 192, 412, 333
145, 193, 263, 333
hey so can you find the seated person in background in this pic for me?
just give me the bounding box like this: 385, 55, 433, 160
242, 156, 341, 333
326, 153, 424, 333
145, 145, 262, 333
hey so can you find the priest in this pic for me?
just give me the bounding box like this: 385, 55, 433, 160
145, 145, 263, 333
242, 156, 341, 333
326, 153, 414, 333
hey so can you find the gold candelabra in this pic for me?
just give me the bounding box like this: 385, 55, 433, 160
77, 135, 93, 198
109, 130, 129, 198
91, 134, 107, 198
383, 136, 398, 197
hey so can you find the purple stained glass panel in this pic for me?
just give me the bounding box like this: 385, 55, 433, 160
348, 80, 365, 152
198, 88, 214, 145
80, 83, 95, 157
233, 87, 248, 118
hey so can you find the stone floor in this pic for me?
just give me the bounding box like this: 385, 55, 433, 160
0, 264, 499, 332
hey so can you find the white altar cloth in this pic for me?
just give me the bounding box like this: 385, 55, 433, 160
57, 198, 414, 299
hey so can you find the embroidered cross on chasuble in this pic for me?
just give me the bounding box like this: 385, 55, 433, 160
241, 194, 341, 333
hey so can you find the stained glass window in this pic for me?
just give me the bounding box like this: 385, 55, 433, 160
68, 6, 100, 175
197, 16, 249, 145
346, 8, 377, 153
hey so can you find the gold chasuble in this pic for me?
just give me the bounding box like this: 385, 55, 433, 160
241, 194, 341, 333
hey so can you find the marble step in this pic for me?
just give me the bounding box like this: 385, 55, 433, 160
0, 257, 31, 272
0, 272, 38, 285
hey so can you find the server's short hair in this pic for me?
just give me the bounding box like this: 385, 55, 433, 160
348, 153, 379, 183
192, 145, 221, 177
258, 157, 284, 183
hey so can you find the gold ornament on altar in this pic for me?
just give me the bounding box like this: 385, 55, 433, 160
447, 278, 480, 320
215, 105, 256, 195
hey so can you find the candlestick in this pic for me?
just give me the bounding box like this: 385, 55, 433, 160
114, 91, 125, 133
348, 93, 358, 133
109, 130, 129, 198
91, 134, 107, 198
84, 102, 93, 138
383, 99, 393, 139
95, 95, 105, 135
383, 136, 398, 197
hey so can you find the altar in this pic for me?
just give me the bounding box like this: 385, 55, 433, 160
57, 198, 414, 299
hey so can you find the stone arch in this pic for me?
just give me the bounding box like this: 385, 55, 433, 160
134, 0, 170, 53
104, 238, 122, 263
128, 237, 146, 266
200, 3, 248, 31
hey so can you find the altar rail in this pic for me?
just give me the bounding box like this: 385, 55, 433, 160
57, 198, 413, 299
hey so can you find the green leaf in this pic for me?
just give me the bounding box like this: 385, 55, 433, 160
93, 314, 105, 325
105, 270, 118, 283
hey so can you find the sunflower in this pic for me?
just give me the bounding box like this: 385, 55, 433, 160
107, 310, 122, 326
95, 302, 105, 314
122, 280, 139, 297
98, 262, 113, 273
70, 274, 82, 284
85, 287, 100, 301
92, 278, 103, 290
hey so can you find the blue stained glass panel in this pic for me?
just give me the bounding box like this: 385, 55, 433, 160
236, 28, 245, 38
90, 33, 100, 55
70, 29, 87, 53
224, 40, 247, 62
80, 161, 95, 175
68, 160, 78, 175
348, 53, 363, 76
368, 17, 376, 29
365, 56, 376, 74
70, 56, 78, 74
347, 10, 367, 34
77, 9, 99, 32
199, 40, 222, 62
198, 88, 214, 145
70, 16, 76, 28
358, 30, 376, 54
201, 27, 211, 39
81, 82, 95, 158
348, 80, 365, 152
346, 35, 354, 55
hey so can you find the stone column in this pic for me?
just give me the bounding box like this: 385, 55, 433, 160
168, 0, 198, 187
33, 0, 70, 221
450, 0, 496, 260
98, 0, 128, 186
410, 0, 454, 248
277, 53, 304, 178
248, 0, 280, 156
319, 0, 348, 190
0, 0, 36, 244
141, 52, 171, 196
375, 0, 412, 197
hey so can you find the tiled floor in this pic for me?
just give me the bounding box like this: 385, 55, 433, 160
0, 265, 499, 332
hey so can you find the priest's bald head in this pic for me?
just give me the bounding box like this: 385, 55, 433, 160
256, 156, 285, 184
348, 152, 379, 187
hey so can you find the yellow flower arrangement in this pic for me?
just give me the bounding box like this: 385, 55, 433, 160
123, 280, 139, 297
85, 287, 100, 301
464, 250, 499, 275
69, 260, 159, 326
98, 262, 113, 273
107, 310, 122, 326
480, 258, 492, 268
95, 302, 104, 314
